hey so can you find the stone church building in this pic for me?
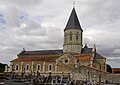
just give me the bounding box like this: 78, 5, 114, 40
6, 7, 108, 83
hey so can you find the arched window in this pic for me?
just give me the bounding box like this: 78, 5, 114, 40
64, 34, 67, 44
26, 64, 30, 70
76, 32, 79, 41
48, 64, 52, 71
37, 64, 41, 71
15, 64, 19, 71
70, 32, 72, 41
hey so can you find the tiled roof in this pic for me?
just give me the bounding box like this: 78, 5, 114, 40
18, 49, 63, 56
75, 55, 92, 61
112, 68, 120, 73
11, 56, 59, 62
64, 8, 82, 31
112, 68, 120, 70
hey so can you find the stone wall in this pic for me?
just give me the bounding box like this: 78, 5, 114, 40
107, 73, 120, 83
10, 61, 57, 74
10, 54, 77, 74
63, 29, 82, 53
71, 65, 107, 84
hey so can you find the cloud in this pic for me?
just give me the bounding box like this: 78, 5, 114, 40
0, 0, 120, 68
0, 0, 43, 8
79, 0, 120, 68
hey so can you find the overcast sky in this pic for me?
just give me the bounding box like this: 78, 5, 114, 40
0, 0, 120, 68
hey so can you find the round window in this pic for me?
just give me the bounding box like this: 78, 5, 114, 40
65, 59, 68, 63
64, 59, 69, 64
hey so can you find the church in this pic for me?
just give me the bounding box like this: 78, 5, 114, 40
6, 6, 108, 83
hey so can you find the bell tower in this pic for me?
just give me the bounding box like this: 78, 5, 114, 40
63, 7, 83, 53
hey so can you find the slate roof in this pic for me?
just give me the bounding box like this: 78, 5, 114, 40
81, 45, 106, 59
18, 49, 63, 56
94, 53, 106, 59
81, 45, 93, 54
64, 8, 83, 31
17, 44, 105, 60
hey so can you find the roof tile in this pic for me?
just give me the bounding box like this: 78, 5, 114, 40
75, 55, 92, 61
11, 56, 59, 62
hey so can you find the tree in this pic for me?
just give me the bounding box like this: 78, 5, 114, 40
106, 64, 112, 73
0, 63, 6, 73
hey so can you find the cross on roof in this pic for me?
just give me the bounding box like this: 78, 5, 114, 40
73, 1, 75, 8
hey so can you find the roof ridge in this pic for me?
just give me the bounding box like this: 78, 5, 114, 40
26, 49, 63, 52
18, 49, 63, 56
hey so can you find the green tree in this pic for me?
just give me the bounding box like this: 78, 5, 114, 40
106, 64, 112, 73
0, 63, 6, 73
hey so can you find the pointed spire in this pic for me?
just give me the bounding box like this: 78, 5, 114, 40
84, 43, 88, 48
23, 48, 25, 51
22, 48, 26, 52
92, 44, 96, 52
64, 7, 83, 31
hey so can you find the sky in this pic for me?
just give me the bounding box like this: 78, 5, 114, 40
0, 0, 120, 68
